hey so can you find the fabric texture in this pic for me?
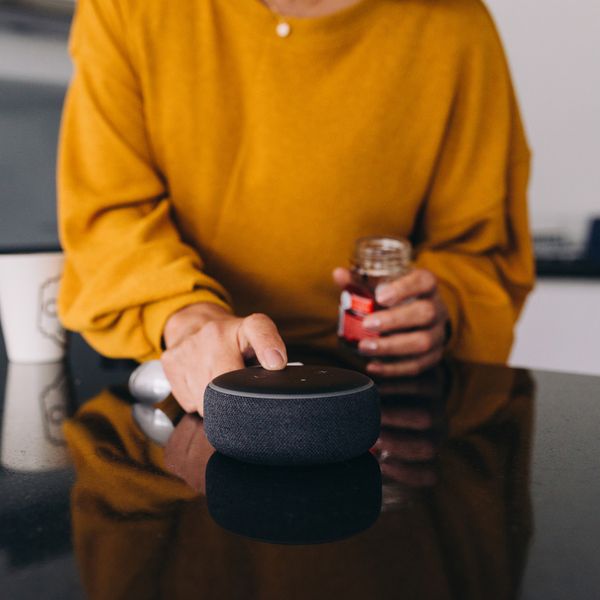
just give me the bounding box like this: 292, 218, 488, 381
204, 383, 381, 465
57, 0, 534, 362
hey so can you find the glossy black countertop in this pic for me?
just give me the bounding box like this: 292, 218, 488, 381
0, 332, 599, 599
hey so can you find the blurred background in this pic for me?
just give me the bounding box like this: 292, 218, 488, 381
0, 0, 599, 374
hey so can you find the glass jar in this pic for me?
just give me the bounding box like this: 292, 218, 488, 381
338, 236, 412, 348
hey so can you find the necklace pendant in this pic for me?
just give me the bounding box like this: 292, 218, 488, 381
276, 21, 291, 38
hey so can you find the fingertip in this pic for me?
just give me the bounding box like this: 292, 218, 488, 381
332, 267, 351, 286
375, 283, 397, 306
263, 348, 286, 370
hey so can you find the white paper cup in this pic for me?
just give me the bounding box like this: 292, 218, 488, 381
0, 361, 71, 472
0, 252, 67, 363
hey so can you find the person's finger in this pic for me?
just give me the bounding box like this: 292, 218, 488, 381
332, 267, 353, 289
374, 269, 437, 307
366, 346, 445, 377
162, 322, 243, 414
201, 320, 246, 374
161, 362, 205, 414
161, 345, 203, 413
240, 313, 287, 370
362, 297, 441, 333
359, 323, 445, 357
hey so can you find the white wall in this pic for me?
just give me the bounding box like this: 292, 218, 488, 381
487, 1, 600, 376
485, 0, 600, 227
0, 29, 71, 84
510, 280, 600, 376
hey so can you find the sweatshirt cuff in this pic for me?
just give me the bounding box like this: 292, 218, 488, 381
141, 287, 233, 359
434, 278, 461, 355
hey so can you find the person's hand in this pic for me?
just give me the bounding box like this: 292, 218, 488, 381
333, 267, 449, 377
161, 303, 287, 414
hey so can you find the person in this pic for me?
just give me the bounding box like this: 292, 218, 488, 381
57, 0, 534, 414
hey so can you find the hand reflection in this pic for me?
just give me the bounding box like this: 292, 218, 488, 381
1, 361, 72, 472
163, 414, 213, 494
373, 369, 447, 504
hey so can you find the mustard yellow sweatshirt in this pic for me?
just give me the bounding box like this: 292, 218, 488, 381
58, 0, 534, 362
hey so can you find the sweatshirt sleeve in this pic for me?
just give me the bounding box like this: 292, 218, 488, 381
57, 0, 232, 361
412, 3, 535, 364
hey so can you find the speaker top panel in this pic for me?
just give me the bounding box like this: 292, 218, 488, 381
209, 365, 373, 398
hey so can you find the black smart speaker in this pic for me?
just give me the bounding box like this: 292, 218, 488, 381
203, 365, 380, 465
205, 452, 382, 544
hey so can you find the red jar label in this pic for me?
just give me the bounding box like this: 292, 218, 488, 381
338, 290, 379, 342
350, 294, 374, 315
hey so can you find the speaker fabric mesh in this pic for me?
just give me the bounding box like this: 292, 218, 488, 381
204, 372, 380, 466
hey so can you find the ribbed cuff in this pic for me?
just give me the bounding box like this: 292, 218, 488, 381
434, 279, 461, 354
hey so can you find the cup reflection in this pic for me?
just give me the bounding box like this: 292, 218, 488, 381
374, 366, 447, 509
1, 361, 71, 472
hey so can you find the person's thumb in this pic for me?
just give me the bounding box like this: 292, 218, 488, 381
332, 267, 352, 289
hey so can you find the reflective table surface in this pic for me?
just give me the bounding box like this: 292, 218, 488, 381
0, 333, 599, 599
